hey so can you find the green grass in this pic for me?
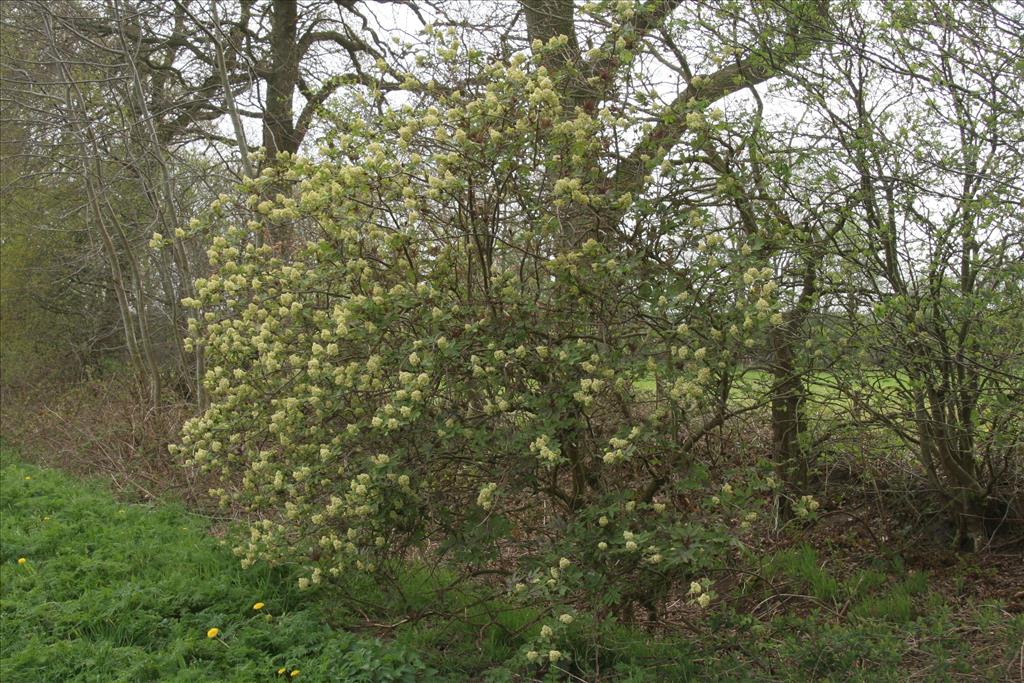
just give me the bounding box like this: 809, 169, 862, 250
3, 450, 1021, 682
328, 563, 546, 676
734, 545, 1024, 681
764, 544, 841, 602
0, 450, 702, 681
0, 451, 432, 682
635, 368, 907, 405
330, 562, 702, 680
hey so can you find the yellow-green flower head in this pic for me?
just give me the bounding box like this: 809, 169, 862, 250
207, 627, 220, 639
253, 602, 265, 610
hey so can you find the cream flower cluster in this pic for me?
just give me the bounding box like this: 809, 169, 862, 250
169, 21, 773, 627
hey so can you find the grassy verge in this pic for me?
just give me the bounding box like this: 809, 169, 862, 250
3, 449, 1020, 681
0, 451, 431, 682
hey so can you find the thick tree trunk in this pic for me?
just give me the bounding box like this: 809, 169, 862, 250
769, 325, 809, 519
263, 0, 301, 161
255, 0, 301, 253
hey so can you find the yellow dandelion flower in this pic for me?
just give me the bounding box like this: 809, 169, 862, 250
17, 558, 27, 565
277, 668, 286, 675
207, 627, 220, 639
253, 602, 265, 610
290, 670, 300, 678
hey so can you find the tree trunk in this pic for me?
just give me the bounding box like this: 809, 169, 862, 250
263, 0, 301, 161
769, 325, 809, 519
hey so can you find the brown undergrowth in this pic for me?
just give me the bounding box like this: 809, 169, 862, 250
0, 373, 215, 510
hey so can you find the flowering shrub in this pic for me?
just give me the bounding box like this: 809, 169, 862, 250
173, 30, 781, 625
